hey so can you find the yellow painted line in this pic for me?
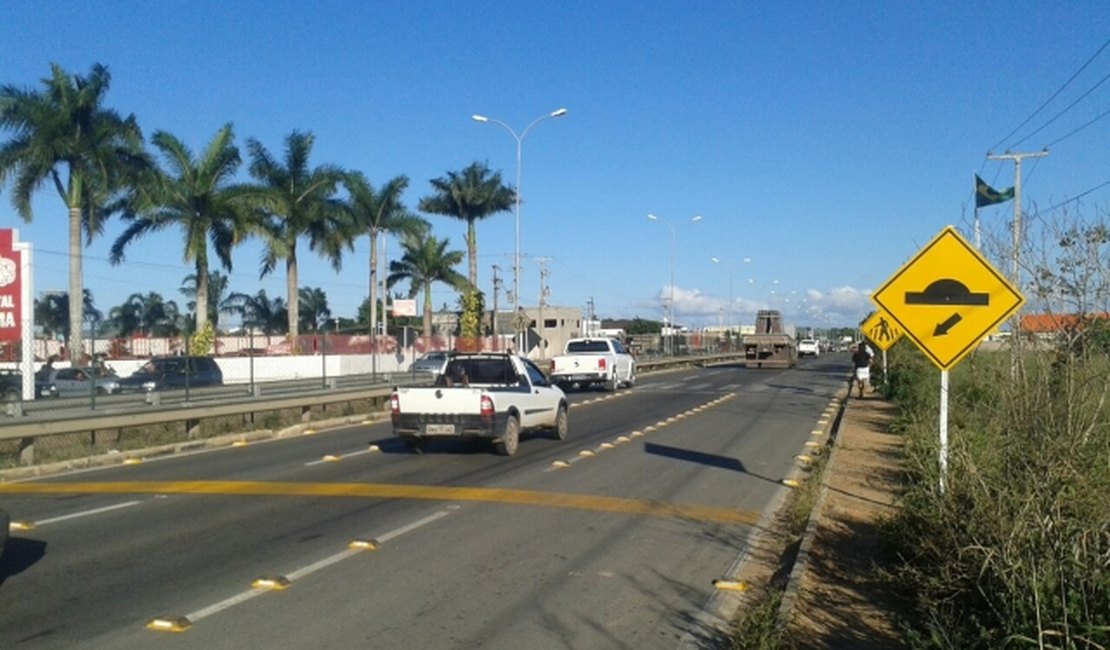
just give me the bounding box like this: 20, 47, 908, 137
0, 481, 759, 526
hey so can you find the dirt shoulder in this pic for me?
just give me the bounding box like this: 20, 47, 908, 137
784, 395, 906, 648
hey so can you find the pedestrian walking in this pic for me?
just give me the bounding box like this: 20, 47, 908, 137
851, 343, 871, 398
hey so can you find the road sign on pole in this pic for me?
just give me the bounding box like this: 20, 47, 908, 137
860, 309, 902, 352
872, 226, 1024, 371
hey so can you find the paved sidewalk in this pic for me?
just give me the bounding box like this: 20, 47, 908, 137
785, 395, 906, 648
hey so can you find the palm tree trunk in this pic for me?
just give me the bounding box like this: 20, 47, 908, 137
467, 220, 478, 287
286, 244, 299, 350
369, 230, 378, 341
68, 203, 84, 362
423, 283, 433, 339
195, 261, 210, 333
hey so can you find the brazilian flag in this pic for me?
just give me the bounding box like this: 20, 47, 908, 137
975, 174, 1014, 207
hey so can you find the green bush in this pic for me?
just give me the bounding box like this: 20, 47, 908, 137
884, 343, 1110, 648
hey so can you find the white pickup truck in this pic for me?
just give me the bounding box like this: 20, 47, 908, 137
549, 337, 636, 392
390, 352, 567, 456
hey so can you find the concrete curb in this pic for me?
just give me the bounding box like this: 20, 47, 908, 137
0, 410, 389, 481
775, 386, 851, 627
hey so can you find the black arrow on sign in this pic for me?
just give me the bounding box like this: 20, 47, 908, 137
933, 313, 962, 336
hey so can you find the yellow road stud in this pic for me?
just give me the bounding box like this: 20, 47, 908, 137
712, 579, 749, 591
122, 457, 142, 465
9, 521, 35, 531
322, 454, 341, 462
551, 460, 571, 468
577, 450, 596, 458
145, 616, 192, 632
348, 539, 379, 551
251, 576, 291, 590
782, 479, 800, 488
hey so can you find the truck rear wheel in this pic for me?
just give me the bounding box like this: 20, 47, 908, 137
403, 437, 426, 454
495, 415, 520, 456
603, 375, 618, 392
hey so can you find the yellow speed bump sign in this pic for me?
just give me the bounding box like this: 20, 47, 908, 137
860, 309, 903, 351
872, 226, 1024, 370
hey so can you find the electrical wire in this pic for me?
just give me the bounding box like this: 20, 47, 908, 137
988, 37, 1110, 153
1009, 69, 1110, 150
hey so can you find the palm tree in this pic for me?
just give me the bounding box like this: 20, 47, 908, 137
246, 131, 350, 346
387, 231, 469, 337
180, 270, 234, 332
106, 291, 180, 337
343, 171, 427, 339
417, 161, 514, 288
297, 286, 331, 333
0, 63, 148, 361
225, 289, 288, 335
33, 290, 101, 349
110, 124, 255, 333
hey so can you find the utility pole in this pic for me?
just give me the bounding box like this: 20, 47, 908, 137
586, 297, 596, 336
536, 258, 551, 359
987, 149, 1048, 376
492, 264, 502, 349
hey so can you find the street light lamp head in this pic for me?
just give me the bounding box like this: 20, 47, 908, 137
471, 114, 489, 122
550, 108, 568, 118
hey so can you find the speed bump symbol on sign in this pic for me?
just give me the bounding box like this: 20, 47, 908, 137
872, 226, 1024, 370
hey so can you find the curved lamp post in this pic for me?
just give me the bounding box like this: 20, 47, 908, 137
472, 108, 568, 353
647, 213, 702, 356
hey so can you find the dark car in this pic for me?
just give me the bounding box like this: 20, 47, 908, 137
1, 369, 50, 401
117, 356, 224, 392
1, 507, 8, 559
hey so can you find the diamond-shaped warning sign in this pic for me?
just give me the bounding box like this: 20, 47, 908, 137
860, 309, 903, 352
872, 226, 1024, 370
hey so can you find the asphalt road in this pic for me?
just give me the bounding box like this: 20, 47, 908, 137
0, 355, 849, 649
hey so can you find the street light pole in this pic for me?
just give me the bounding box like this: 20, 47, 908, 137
472, 108, 567, 354
647, 214, 701, 356
711, 257, 734, 340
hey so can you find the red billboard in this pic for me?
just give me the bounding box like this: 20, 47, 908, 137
0, 229, 23, 341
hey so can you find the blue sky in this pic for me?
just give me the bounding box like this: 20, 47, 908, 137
2, 1, 1109, 330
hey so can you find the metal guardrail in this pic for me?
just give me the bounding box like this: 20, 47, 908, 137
0, 352, 748, 467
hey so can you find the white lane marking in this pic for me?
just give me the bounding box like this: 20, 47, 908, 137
181, 509, 452, 624
304, 447, 376, 466
33, 501, 144, 526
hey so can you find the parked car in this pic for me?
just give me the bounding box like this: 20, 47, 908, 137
117, 356, 223, 392
797, 339, 821, 357
39, 366, 121, 398
0, 507, 8, 559
410, 351, 449, 377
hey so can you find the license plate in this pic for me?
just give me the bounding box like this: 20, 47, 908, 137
425, 423, 455, 434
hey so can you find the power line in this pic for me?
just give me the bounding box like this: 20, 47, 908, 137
1009, 69, 1110, 149
988, 37, 1110, 153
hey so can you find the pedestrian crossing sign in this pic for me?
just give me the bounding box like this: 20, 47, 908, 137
860, 309, 902, 351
